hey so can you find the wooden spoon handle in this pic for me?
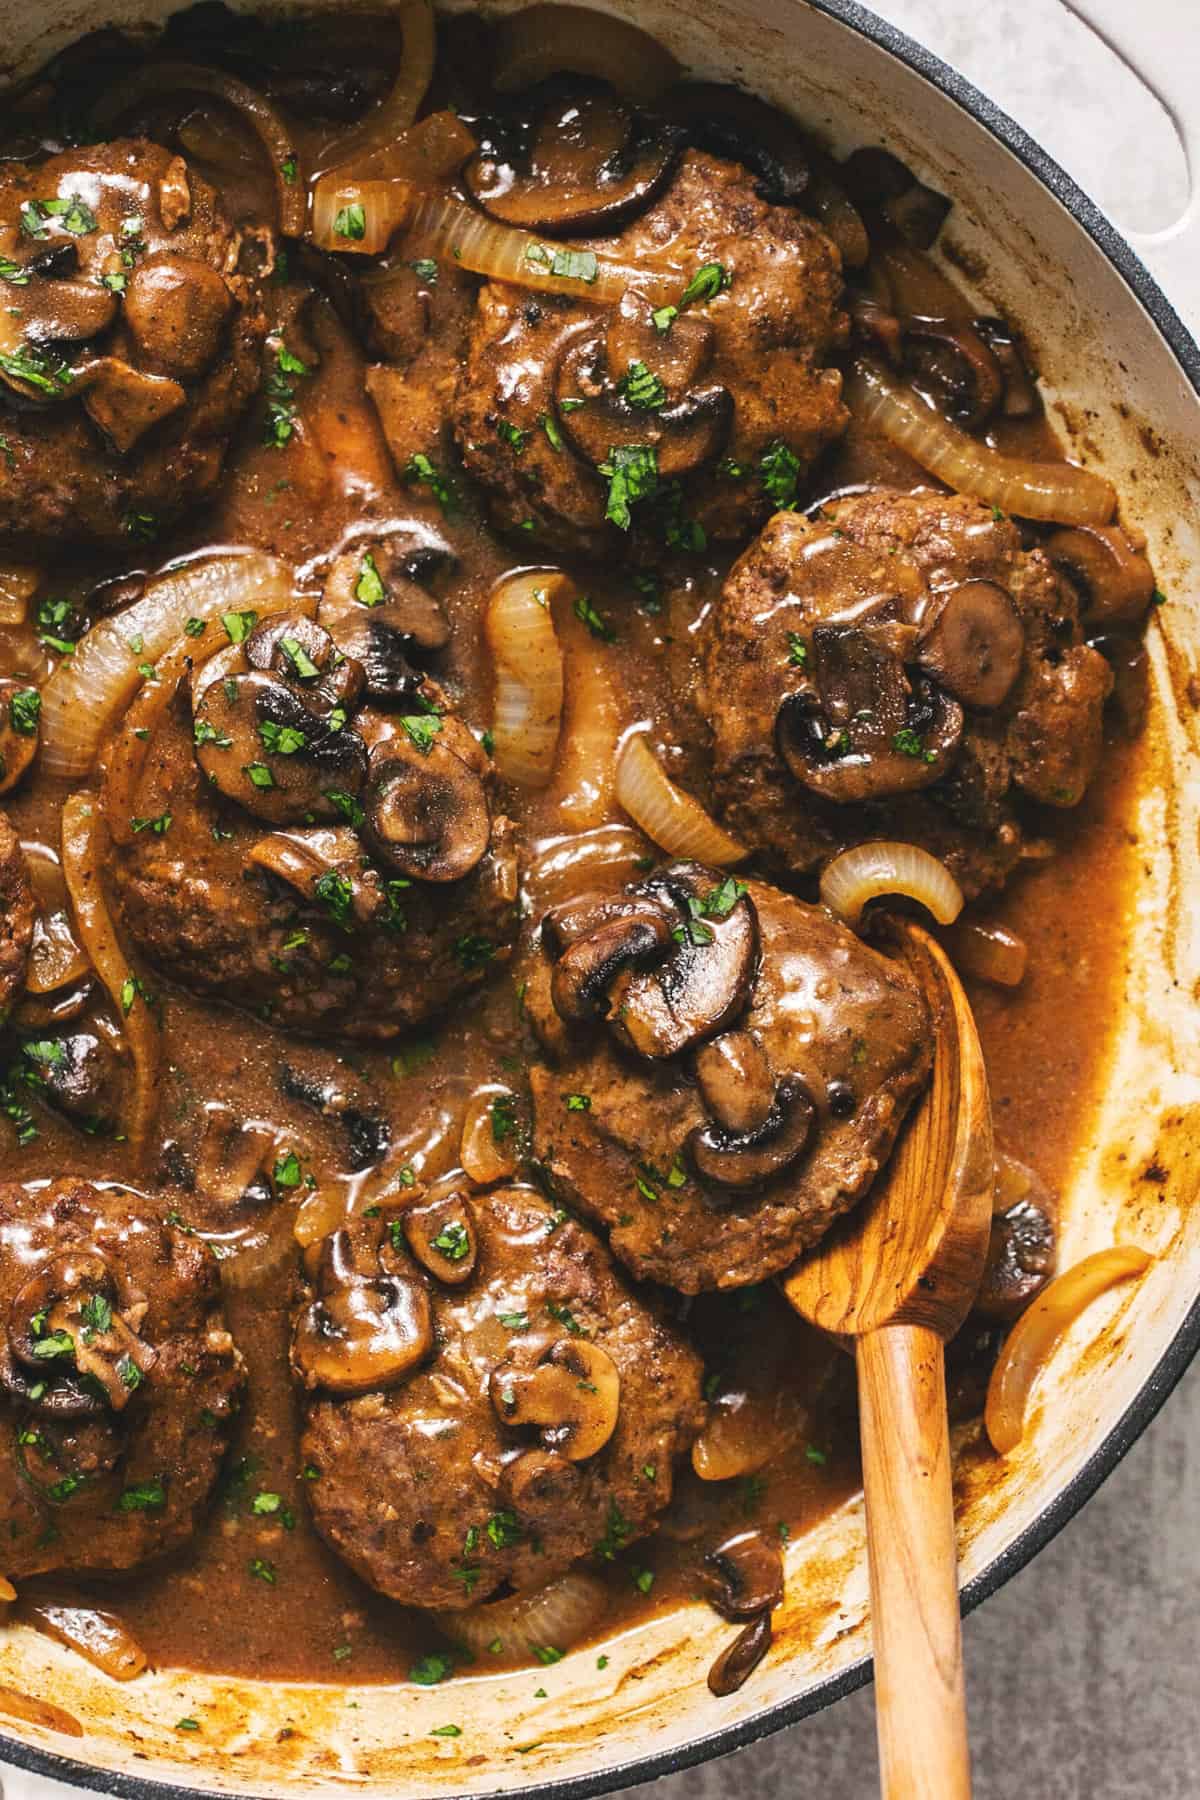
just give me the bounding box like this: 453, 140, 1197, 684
857, 1323, 972, 1800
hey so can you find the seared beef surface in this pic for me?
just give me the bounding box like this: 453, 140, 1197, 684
0, 810, 34, 1021
0, 141, 264, 544
0, 1178, 244, 1576
529, 864, 932, 1291
298, 1184, 705, 1608
453, 150, 848, 557
699, 489, 1115, 895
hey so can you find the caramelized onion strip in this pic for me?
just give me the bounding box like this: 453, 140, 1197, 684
40, 553, 295, 780
93, 61, 305, 235
439, 1570, 607, 1665
26, 1603, 148, 1682
401, 194, 685, 304
615, 734, 746, 866
943, 918, 1028, 987
61, 793, 160, 1164
318, 0, 436, 169
820, 840, 963, 928
485, 571, 568, 788
985, 1246, 1153, 1455
492, 3, 680, 104
310, 112, 477, 251
846, 359, 1116, 525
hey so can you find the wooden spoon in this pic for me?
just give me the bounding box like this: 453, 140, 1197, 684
782, 918, 994, 1799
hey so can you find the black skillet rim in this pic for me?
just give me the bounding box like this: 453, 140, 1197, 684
2, 0, 1198, 1794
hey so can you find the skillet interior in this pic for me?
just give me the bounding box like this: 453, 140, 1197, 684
0, 0, 1196, 1794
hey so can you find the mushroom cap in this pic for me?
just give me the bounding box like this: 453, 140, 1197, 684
401, 1192, 479, 1286
916, 580, 1024, 710
775, 623, 964, 802
692, 1029, 776, 1136
490, 1336, 622, 1462
556, 324, 732, 479
464, 78, 683, 234
1045, 524, 1156, 626
607, 864, 760, 1060
699, 1526, 785, 1619
363, 724, 492, 883
550, 909, 675, 1022
122, 254, 234, 383
687, 1075, 814, 1188
291, 1228, 433, 1397
193, 668, 369, 827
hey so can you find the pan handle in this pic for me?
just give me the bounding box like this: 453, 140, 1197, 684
1064, 0, 1199, 336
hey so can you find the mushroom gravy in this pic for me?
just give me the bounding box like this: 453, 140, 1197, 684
0, 4, 1149, 1689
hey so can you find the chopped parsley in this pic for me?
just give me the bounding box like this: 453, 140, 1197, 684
222, 608, 259, 644
619, 360, 666, 411
314, 870, 355, 929
599, 443, 658, 530
280, 635, 320, 680
486, 1509, 522, 1550
498, 1310, 529, 1330
333, 202, 366, 241
540, 411, 564, 451
0, 345, 72, 397
525, 243, 598, 284
118, 1478, 167, 1512
454, 934, 494, 971
573, 594, 616, 641
401, 711, 442, 753
410, 1653, 454, 1686
409, 257, 438, 282
594, 1500, 632, 1561
244, 762, 274, 789
491, 1093, 519, 1144
546, 1299, 588, 1337
273, 1150, 302, 1189
652, 303, 678, 334
787, 632, 808, 667
404, 451, 455, 514
761, 440, 801, 509
699, 876, 747, 918
564, 1093, 591, 1112
9, 688, 40, 735
130, 812, 172, 835
281, 154, 298, 184
431, 1220, 471, 1262
430, 1724, 462, 1738
355, 552, 386, 607
496, 418, 528, 454
194, 718, 233, 750
263, 340, 309, 447
680, 262, 730, 306
249, 1556, 277, 1583
325, 789, 365, 827
0, 255, 29, 285
259, 720, 306, 756
893, 726, 937, 762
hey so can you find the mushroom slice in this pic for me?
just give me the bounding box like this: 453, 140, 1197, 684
490, 1338, 620, 1462
401, 1192, 479, 1286
708, 1612, 772, 1697
122, 255, 234, 382
291, 1228, 433, 1396
607, 866, 759, 1060
8, 1251, 156, 1414
1045, 525, 1156, 626
659, 82, 810, 205
605, 288, 714, 398
363, 729, 491, 883
503, 1447, 582, 1511
244, 613, 367, 716
78, 359, 188, 455
776, 626, 963, 803
555, 329, 732, 479
194, 670, 368, 827
320, 541, 453, 678
20, 276, 118, 348
550, 910, 674, 1023
687, 1076, 814, 1188
699, 1528, 785, 1620
976, 1156, 1058, 1322
692, 1030, 775, 1136
32, 1030, 122, 1133
540, 884, 675, 958
916, 580, 1024, 710
0, 678, 41, 794
901, 316, 1005, 429
464, 81, 682, 234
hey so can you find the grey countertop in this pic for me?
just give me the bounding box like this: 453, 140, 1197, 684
617, 3, 1199, 1794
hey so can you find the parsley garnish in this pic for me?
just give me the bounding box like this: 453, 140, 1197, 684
619, 360, 666, 411
333, 202, 366, 241
355, 552, 386, 606
680, 262, 730, 306
599, 443, 659, 530
573, 595, 616, 641
761, 440, 801, 509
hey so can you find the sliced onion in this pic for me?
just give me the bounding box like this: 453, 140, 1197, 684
846, 360, 1116, 526
492, 3, 680, 104
0, 561, 40, 627
311, 176, 417, 254
524, 823, 649, 911
485, 571, 568, 788
311, 112, 477, 251
61, 793, 160, 1165
693, 1389, 810, 1481
439, 1570, 608, 1665
616, 734, 746, 867
0, 1577, 15, 1603
27, 1603, 147, 1681
93, 62, 305, 235
819, 840, 963, 928
552, 628, 623, 831
806, 152, 870, 268
317, 0, 436, 170
402, 194, 685, 305
985, 1246, 1152, 1455
944, 918, 1027, 988
460, 1084, 520, 1186
40, 552, 295, 779
0, 1683, 83, 1738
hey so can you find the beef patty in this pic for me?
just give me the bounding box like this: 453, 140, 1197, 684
0, 140, 264, 545
527, 861, 932, 1292
0, 1178, 244, 1577
453, 149, 848, 559
698, 489, 1118, 895
296, 1185, 705, 1609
